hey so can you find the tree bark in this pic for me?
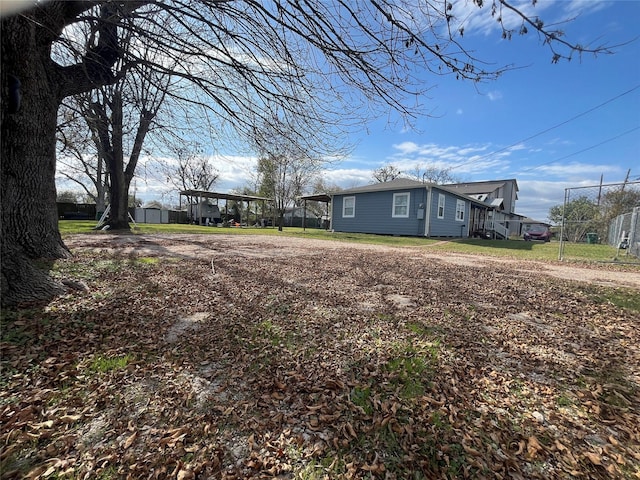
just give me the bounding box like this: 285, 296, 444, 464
1, 2, 123, 305
1, 13, 70, 305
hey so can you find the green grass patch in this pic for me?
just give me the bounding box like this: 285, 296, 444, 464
253, 319, 296, 349
593, 288, 640, 312
350, 385, 373, 415
293, 454, 347, 479
556, 393, 574, 407
88, 354, 133, 374
384, 343, 437, 399
136, 256, 160, 265
58, 220, 99, 235
560, 242, 637, 263
406, 320, 443, 337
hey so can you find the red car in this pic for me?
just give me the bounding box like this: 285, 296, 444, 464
523, 225, 552, 242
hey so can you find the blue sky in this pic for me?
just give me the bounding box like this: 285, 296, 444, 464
318, 0, 640, 222
113, 1, 640, 222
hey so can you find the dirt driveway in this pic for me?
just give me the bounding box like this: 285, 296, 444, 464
65, 233, 640, 290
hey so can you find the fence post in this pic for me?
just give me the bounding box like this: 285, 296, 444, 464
558, 187, 569, 261
629, 207, 639, 257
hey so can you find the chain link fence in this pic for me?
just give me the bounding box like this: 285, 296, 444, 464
608, 207, 640, 257
558, 181, 640, 262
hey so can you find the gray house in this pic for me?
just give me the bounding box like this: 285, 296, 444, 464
330, 178, 495, 238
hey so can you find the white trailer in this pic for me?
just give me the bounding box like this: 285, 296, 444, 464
189, 200, 222, 225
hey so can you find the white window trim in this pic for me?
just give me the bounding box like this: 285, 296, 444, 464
437, 194, 445, 219
392, 192, 410, 218
455, 199, 465, 222
342, 196, 355, 218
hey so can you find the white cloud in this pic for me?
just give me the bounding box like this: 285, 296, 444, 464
487, 90, 503, 101
391, 141, 421, 155
388, 141, 501, 173
507, 143, 527, 152
320, 168, 371, 189
518, 161, 622, 180
561, 0, 609, 18
516, 180, 567, 221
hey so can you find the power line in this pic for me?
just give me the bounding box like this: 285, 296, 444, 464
449, 83, 640, 171
519, 126, 640, 172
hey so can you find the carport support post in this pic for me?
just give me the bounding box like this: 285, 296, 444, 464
325, 200, 330, 230
303, 200, 307, 231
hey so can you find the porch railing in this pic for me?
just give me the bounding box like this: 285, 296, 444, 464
490, 221, 509, 239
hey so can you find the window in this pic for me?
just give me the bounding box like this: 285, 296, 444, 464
437, 194, 445, 219
342, 196, 355, 218
455, 199, 465, 222
392, 192, 409, 218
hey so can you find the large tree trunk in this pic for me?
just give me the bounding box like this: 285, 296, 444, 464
105, 90, 131, 230
1, 14, 70, 306
108, 166, 132, 230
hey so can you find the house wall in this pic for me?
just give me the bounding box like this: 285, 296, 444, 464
332, 187, 428, 236
428, 188, 470, 237
496, 181, 517, 214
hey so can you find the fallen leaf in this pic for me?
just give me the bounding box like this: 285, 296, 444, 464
527, 436, 543, 458
124, 431, 137, 449
585, 452, 603, 466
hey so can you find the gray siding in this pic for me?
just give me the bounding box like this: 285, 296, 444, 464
428, 188, 470, 237
332, 188, 428, 236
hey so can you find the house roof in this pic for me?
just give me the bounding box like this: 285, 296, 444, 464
331, 177, 426, 194
442, 179, 519, 199
329, 178, 490, 207
469, 194, 504, 209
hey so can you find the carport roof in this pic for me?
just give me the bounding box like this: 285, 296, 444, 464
180, 190, 272, 202
299, 193, 331, 202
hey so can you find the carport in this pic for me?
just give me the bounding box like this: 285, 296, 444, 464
179, 190, 273, 226
298, 193, 332, 230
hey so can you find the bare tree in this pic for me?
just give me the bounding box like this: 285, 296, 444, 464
406, 164, 461, 184
56, 99, 110, 213
161, 143, 220, 200
1, 1, 616, 304
372, 164, 402, 183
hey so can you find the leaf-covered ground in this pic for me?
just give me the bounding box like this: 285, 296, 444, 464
2, 234, 639, 479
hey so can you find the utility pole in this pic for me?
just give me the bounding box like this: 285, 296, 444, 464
597, 173, 603, 206
621, 168, 631, 192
